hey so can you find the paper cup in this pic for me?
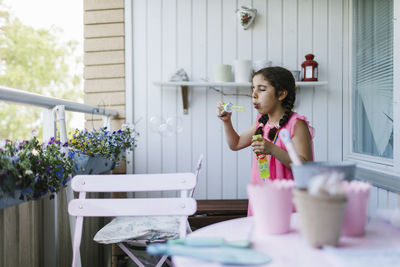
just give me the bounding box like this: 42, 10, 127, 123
247, 180, 295, 236
213, 64, 232, 82
233, 59, 252, 82
341, 181, 371, 237
293, 189, 347, 248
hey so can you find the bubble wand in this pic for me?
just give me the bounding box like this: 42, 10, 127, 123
279, 129, 302, 166
222, 102, 245, 113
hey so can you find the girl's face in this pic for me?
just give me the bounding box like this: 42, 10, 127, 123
251, 74, 286, 115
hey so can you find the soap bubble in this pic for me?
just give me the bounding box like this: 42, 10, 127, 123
159, 123, 174, 137
149, 115, 183, 137
149, 116, 163, 133
166, 116, 184, 134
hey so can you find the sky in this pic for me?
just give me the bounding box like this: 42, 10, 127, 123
4, 0, 84, 129
4, 0, 83, 47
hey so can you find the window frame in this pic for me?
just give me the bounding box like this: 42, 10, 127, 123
344, 0, 400, 185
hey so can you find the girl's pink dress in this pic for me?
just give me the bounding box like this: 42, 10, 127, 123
248, 112, 314, 216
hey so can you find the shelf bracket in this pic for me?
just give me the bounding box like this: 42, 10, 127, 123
181, 85, 188, 114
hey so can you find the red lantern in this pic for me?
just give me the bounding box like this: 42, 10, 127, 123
301, 54, 318, 81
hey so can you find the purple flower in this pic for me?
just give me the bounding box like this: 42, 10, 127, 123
11, 155, 19, 163
68, 151, 75, 159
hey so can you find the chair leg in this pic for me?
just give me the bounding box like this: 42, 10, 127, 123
72, 216, 83, 267
118, 243, 146, 267
165, 257, 172, 266
155, 255, 168, 267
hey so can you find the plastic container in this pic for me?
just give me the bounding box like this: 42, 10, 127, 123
291, 161, 356, 189
247, 180, 295, 236
341, 181, 371, 237
293, 189, 347, 248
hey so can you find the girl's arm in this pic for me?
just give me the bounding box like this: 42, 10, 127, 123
217, 102, 257, 151
223, 120, 257, 151
291, 119, 313, 162
251, 119, 312, 168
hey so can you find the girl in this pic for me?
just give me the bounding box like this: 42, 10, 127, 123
217, 66, 314, 215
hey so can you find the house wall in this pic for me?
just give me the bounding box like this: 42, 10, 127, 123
84, 0, 126, 130
128, 0, 398, 211
131, 0, 342, 199
82, 0, 126, 266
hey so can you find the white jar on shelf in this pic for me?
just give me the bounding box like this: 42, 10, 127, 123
233, 59, 252, 82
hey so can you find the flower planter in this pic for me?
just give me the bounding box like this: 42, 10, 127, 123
74, 154, 115, 175
0, 190, 25, 210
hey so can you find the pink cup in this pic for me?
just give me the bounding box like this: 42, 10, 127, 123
247, 179, 295, 236
341, 181, 371, 237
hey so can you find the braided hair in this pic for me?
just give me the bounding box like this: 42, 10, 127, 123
253, 67, 296, 140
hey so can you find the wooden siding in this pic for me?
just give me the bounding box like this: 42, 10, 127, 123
130, 0, 346, 199
81, 0, 126, 266
84, 0, 126, 130
84, 37, 125, 52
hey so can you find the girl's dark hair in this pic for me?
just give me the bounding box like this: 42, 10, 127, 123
253, 66, 296, 140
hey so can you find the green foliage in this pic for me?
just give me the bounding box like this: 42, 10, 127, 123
0, 136, 75, 200
0, 2, 82, 140
69, 125, 139, 163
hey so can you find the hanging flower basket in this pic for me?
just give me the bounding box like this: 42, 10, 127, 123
69, 125, 138, 174
0, 137, 74, 209
74, 153, 115, 175
0, 124, 138, 210
0, 190, 24, 209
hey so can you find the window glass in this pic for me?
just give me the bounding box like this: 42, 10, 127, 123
352, 0, 393, 158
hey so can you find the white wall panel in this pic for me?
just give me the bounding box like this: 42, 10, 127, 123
177, 0, 193, 179
133, 0, 148, 198
297, 0, 314, 123
327, 0, 344, 161
191, 0, 208, 199
222, 0, 239, 199
162, 0, 178, 197
236, 0, 254, 200
131, 0, 397, 201
206, 0, 223, 199
312, 0, 329, 161
147, 0, 163, 198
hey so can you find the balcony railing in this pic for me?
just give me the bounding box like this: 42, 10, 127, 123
0, 85, 119, 267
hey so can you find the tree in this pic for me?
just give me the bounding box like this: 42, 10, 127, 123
0, 0, 82, 140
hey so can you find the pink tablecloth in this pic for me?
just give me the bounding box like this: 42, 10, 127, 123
173, 214, 400, 267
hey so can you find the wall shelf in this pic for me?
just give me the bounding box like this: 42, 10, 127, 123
153, 81, 328, 114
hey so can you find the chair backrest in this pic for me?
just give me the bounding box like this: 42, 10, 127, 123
68, 173, 197, 218
68, 172, 198, 267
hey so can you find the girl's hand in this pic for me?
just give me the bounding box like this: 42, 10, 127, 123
251, 136, 274, 155
216, 101, 231, 122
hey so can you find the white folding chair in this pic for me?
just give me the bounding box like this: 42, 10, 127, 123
68, 155, 203, 267
68, 172, 197, 267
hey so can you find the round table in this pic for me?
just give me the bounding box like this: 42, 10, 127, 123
172, 215, 400, 267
